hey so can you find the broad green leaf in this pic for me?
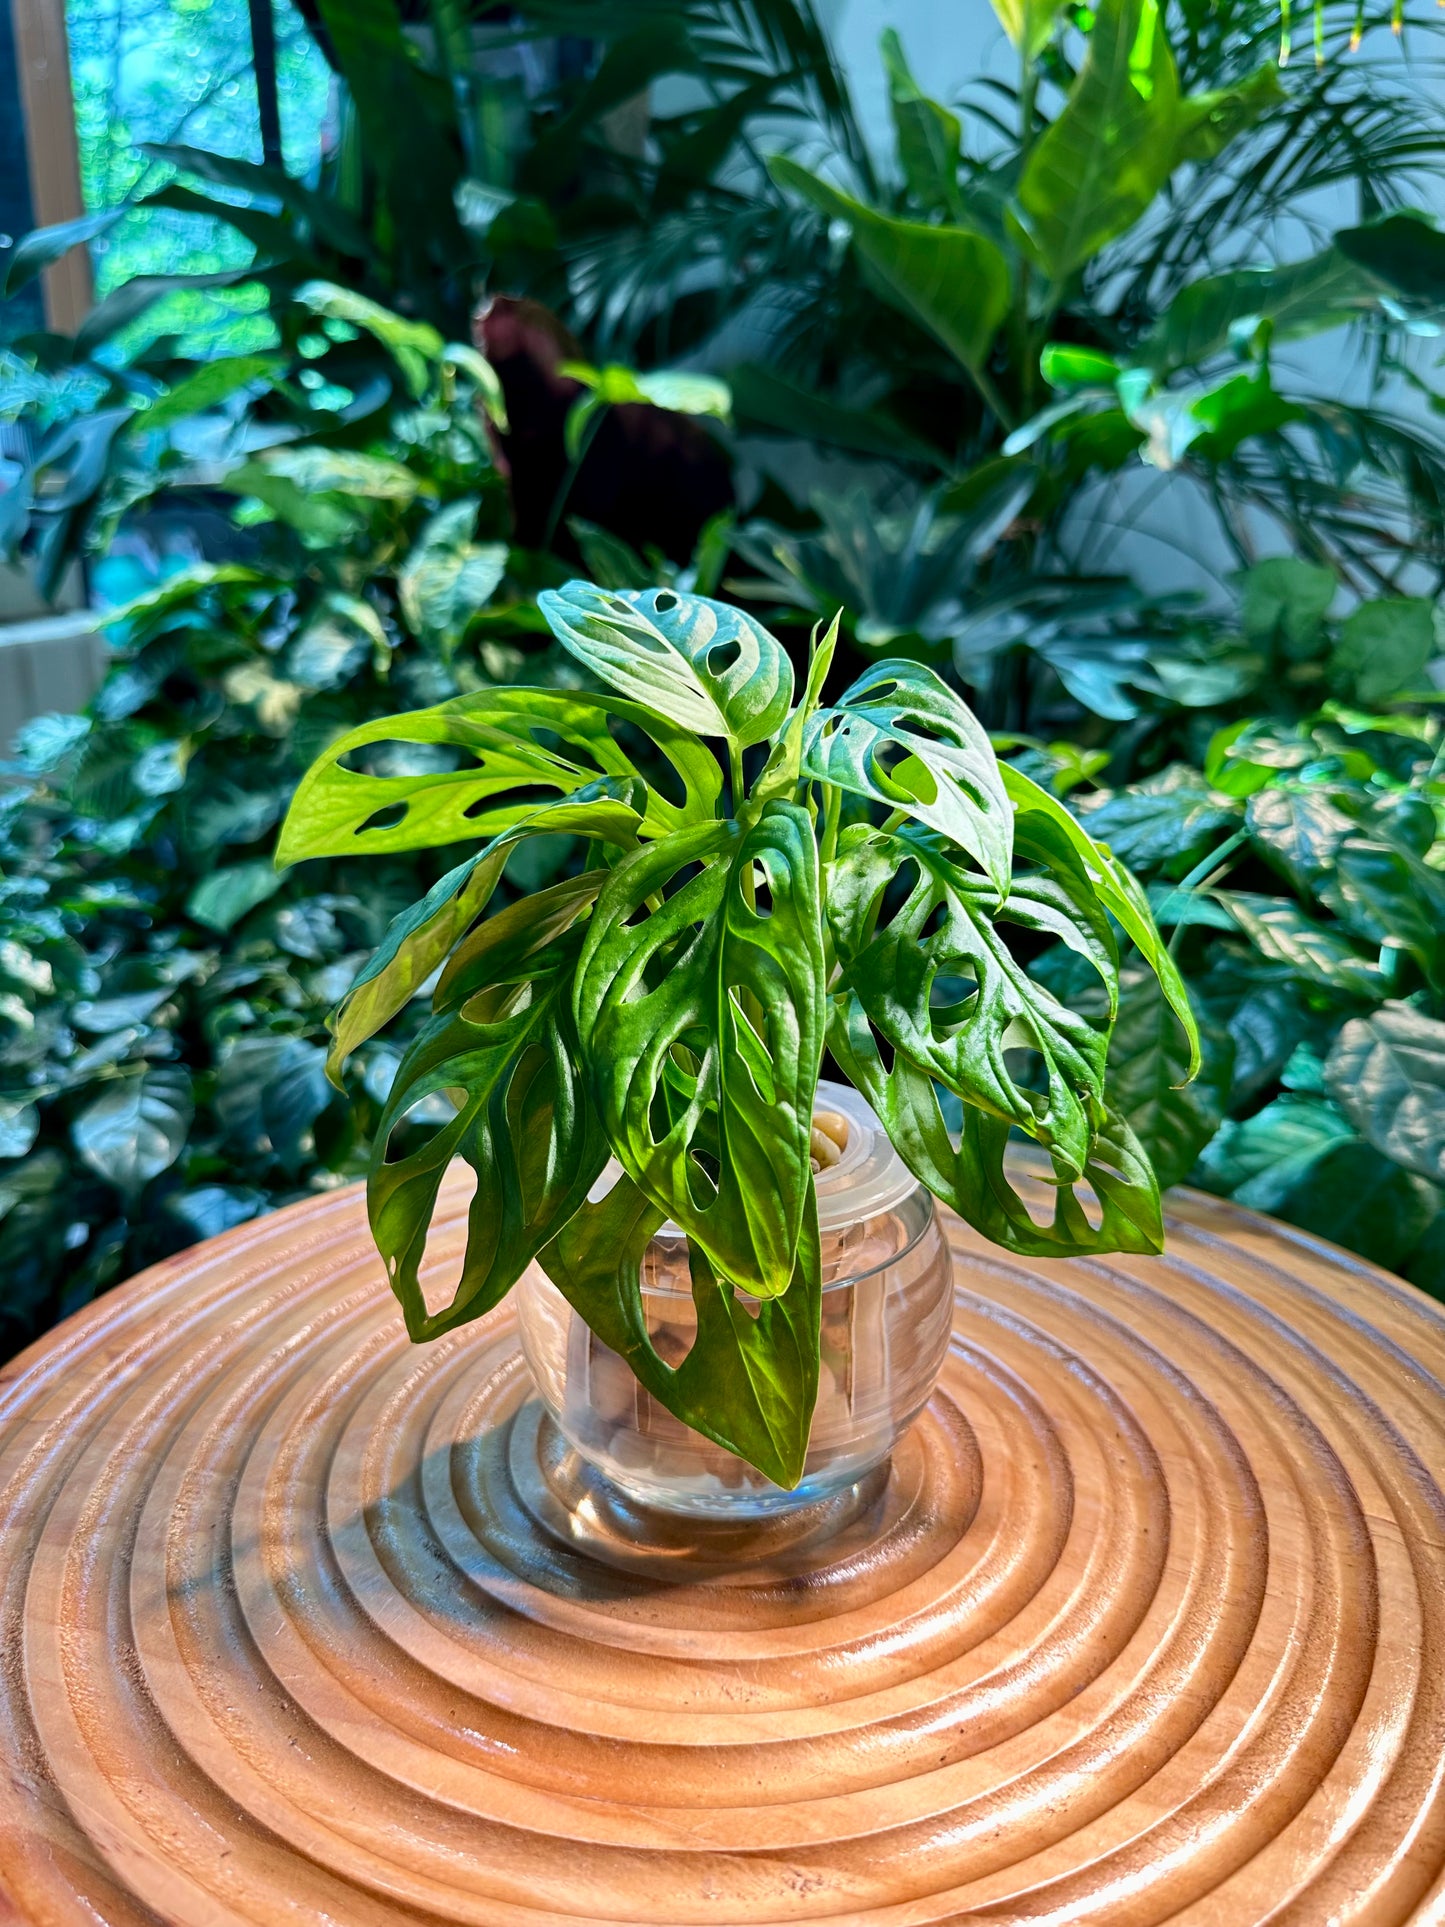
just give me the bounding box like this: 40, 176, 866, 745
1327, 1004, 1445, 1186
1322, 838, 1445, 991
441, 342, 508, 430
325, 779, 646, 1083
1014, 0, 1180, 283
398, 499, 507, 653
258, 446, 421, 502
831, 997, 1164, 1256
0, 209, 122, 297
1078, 766, 1240, 873
138, 355, 282, 431
1194, 1091, 1354, 1195
72, 1067, 193, 1193
1138, 236, 1417, 377
1335, 213, 1445, 313
1040, 344, 1122, 391
769, 156, 1011, 381
1202, 1104, 1439, 1273
0, 1103, 39, 1160
295, 278, 446, 398
538, 1171, 821, 1488
538, 581, 793, 749
369, 877, 608, 1340
1238, 558, 1337, 658
218, 463, 368, 545
1001, 764, 1201, 1076
276, 686, 720, 864
1245, 783, 1355, 896
1331, 599, 1435, 706
187, 860, 285, 933
988, 0, 1071, 58
1105, 965, 1228, 1188
1218, 892, 1386, 998
881, 29, 964, 217
214, 1035, 332, 1174
574, 802, 826, 1297
827, 823, 1116, 1176
1172, 63, 1283, 163
803, 661, 1013, 899
729, 363, 945, 466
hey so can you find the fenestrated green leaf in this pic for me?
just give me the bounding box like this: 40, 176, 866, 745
827, 822, 1116, 1177
769, 156, 1010, 381
369, 875, 609, 1340
538, 1170, 821, 1488
831, 996, 1164, 1255
1327, 1003, 1445, 1186
803, 661, 1013, 899
1001, 763, 1200, 1076
276, 686, 720, 864
573, 802, 826, 1298
326, 779, 646, 1083
72, 1067, 193, 1193
537, 581, 793, 749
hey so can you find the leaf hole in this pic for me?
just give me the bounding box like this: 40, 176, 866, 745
417, 1162, 481, 1317
685, 1145, 719, 1211
654, 590, 679, 613
463, 783, 557, 819
358, 801, 408, 835
706, 638, 741, 675
382, 1090, 460, 1165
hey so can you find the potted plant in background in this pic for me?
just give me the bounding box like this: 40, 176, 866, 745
279, 583, 1197, 1512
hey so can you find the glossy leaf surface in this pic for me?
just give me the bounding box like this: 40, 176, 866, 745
1001, 764, 1200, 1076
539, 1171, 821, 1488
830, 994, 1164, 1255
326, 780, 645, 1084
574, 802, 826, 1296
538, 581, 793, 748
803, 661, 1013, 899
369, 874, 608, 1340
827, 823, 1115, 1176
770, 157, 1011, 379
276, 687, 719, 863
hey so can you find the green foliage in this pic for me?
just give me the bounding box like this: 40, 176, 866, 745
0, 294, 557, 1359
1057, 629, 1445, 1293
279, 582, 1191, 1482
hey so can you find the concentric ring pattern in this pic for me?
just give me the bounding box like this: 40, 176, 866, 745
1, 1173, 1444, 1925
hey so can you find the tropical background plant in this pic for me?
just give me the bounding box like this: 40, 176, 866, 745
277, 580, 1196, 1482
1, 0, 1444, 1366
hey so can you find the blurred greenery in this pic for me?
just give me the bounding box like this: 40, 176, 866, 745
2, 0, 1445, 1356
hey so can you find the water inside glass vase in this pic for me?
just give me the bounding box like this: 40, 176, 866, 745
516, 1084, 954, 1516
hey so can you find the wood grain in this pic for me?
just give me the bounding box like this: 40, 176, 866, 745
9, 0, 90, 331
0, 1173, 1443, 1924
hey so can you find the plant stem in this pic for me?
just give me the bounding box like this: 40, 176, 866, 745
542, 403, 606, 551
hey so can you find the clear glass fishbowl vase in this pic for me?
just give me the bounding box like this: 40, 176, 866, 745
515, 1083, 954, 1518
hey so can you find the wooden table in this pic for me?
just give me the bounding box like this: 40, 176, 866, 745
0, 1175, 1443, 1925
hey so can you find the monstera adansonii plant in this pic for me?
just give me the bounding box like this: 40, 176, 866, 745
278, 584, 1198, 1484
